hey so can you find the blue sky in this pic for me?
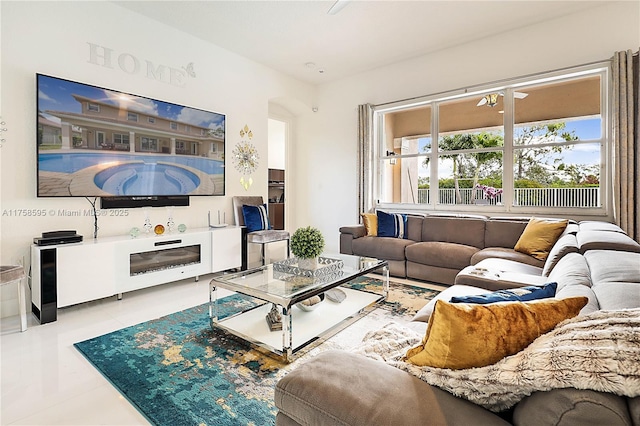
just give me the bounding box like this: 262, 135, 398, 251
37, 74, 225, 130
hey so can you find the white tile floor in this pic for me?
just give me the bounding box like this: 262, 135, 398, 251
0, 273, 443, 425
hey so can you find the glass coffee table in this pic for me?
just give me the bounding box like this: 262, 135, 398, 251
209, 254, 388, 361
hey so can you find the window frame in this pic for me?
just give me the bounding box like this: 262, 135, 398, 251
373, 63, 610, 217
140, 136, 158, 152
113, 133, 129, 146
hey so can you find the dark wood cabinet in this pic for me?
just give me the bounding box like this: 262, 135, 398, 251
268, 169, 285, 230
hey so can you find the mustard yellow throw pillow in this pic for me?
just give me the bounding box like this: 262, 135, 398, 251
514, 218, 569, 260
405, 297, 587, 370
361, 213, 377, 236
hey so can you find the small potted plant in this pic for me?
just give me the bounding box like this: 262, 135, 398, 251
290, 226, 325, 269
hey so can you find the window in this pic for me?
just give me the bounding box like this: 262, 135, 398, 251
127, 112, 138, 122
140, 137, 158, 152
374, 64, 608, 215
170, 122, 178, 130
87, 103, 100, 112
96, 131, 106, 146
148, 117, 155, 124
114, 133, 129, 146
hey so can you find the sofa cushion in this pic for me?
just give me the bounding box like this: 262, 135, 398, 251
577, 230, 640, 254
548, 253, 599, 314
405, 297, 587, 369
484, 219, 528, 248
471, 247, 545, 267
585, 250, 640, 311
515, 218, 568, 260
405, 215, 424, 242
352, 236, 414, 261
469, 258, 544, 275
406, 241, 479, 270
593, 283, 640, 312
406, 262, 459, 286
360, 213, 377, 236
542, 233, 580, 276
422, 215, 486, 248
454, 261, 547, 291
274, 350, 511, 426
412, 284, 492, 322
585, 250, 640, 283
548, 253, 593, 289
563, 222, 580, 235
377, 211, 408, 238
450, 282, 557, 304
578, 220, 625, 233
513, 389, 633, 426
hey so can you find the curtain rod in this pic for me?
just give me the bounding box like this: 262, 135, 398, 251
374, 58, 612, 109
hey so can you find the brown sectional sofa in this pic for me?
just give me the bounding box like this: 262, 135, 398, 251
276, 216, 640, 426
340, 213, 578, 285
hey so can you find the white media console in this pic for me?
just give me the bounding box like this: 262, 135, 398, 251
31, 226, 241, 323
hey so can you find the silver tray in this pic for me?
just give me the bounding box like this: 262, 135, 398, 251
273, 256, 344, 277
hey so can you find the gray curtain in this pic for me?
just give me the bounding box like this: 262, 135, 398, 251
358, 104, 375, 218
612, 49, 639, 242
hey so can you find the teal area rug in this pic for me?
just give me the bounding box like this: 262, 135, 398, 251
74, 277, 439, 426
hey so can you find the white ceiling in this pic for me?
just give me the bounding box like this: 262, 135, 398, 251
113, 1, 609, 85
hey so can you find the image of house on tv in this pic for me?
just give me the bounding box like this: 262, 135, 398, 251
36, 76, 226, 198
39, 94, 225, 160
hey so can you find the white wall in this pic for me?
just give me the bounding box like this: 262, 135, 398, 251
268, 119, 286, 170
295, 1, 640, 254
0, 1, 315, 317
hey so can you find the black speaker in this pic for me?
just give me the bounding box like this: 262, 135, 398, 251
241, 227, 248, 271
101, 196, 189, 209
32, 248, 57, 324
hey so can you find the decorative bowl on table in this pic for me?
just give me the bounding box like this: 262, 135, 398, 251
295, 293, 325, 311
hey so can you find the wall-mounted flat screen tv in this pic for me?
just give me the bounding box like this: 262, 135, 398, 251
36, 74, 225, 204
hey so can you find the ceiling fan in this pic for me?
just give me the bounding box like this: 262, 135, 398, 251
477, 91, 528, 107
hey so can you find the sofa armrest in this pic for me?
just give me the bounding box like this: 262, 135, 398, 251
513, 388, 633, 426
339, 225, 366, 255
339, 225, 366, 238
275, 350, 510, 426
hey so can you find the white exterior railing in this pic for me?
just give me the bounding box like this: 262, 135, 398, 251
417, 187, 600, 207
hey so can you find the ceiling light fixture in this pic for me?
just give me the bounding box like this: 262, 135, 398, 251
477, 91, 529, 107
484, 93, 500, 107
327, 0, 351, 15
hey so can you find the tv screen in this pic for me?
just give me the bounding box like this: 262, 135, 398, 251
36, 74, 225, 200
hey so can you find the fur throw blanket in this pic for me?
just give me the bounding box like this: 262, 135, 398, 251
352, 308, 640, 412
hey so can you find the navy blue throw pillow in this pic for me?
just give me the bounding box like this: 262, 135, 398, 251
450, 282, 557, 304
376, 210, 408, 239
242, 204, 270, 233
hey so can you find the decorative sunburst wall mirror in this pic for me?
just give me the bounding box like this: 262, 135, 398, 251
232, 125, 259, 190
